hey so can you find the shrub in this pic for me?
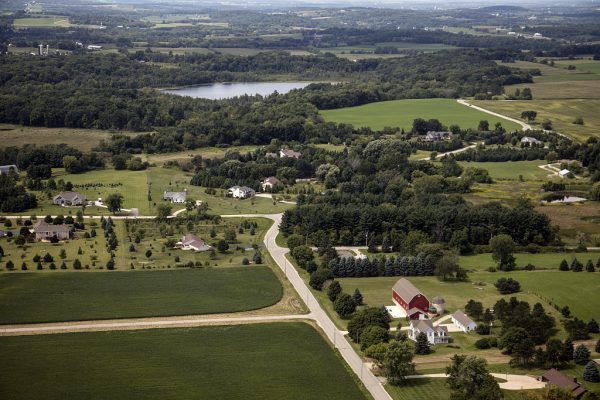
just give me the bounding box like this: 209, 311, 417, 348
523, 263, 536, 271
242, 257, 249, 265
583, 361, 600, 383
334, 293, 357, 319
475, 338, 491, 349
309, 268, 332, 291
494, 277, 521, 294
364, 343, 389, 362
574, 344, 591, 365
588, 319, 600, 334
476, 323, 490, 335
360, 325, 390, 351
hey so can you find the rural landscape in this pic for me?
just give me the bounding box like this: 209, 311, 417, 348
0, 0, 599, 399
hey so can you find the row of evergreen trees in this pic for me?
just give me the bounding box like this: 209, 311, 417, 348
559, 257, 599, 272
328, 254, 436, 278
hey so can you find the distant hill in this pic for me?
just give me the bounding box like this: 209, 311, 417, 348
477, 5, 529, 12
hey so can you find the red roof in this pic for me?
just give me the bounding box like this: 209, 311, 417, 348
542, 369, 586, 398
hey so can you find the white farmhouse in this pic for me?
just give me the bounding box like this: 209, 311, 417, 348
408, 319, 449, 345
163, 191, 187, 203
228, 186, 255, 199
451, 310, 477, 333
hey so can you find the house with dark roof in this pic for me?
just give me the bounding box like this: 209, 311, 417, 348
408, 319, 449, 344
163, 191, 187, 204
261, 176, 281, 191
392, 278, 430, 319
0, 165, 19, 175
32, 221, 72, 241
451, 310, 477, 332
53, 192, 87, 206
178, 234, 211, 252
540, 369, 587, 398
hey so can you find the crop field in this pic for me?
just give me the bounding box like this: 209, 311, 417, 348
0, 124, 141, 151
552, 59, 600, 74
13, 16, 70, 28
0, 267, 282, 324
320, 99, 521, 132
472, 100, 600, 141
0, 323, 368, 400
457, 160, 550, 180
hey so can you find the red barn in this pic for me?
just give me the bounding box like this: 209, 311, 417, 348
392, 278, 430, 319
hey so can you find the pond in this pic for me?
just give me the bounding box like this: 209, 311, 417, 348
162, 82, 312, 100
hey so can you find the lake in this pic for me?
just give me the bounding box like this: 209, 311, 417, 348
162, 82, 312, 100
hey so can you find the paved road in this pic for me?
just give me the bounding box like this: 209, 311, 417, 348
457, 99, 532, 131
223, 213, 393, 400
0, 314, 311, 337
405, 373, 546, 390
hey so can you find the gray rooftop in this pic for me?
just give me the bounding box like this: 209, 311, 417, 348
393, 278, 423, 302
452, 310, 476, 327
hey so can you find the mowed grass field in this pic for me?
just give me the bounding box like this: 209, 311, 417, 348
13, 16, 71, 28
320, 99, 520, 132
0, 124, 141, 151
0, 323, 368, 400
0, 268, 282, 324
337, 269, 600, 322
457, 160, 550, 180
472, 100, 600, 141
386, 378, 533, 400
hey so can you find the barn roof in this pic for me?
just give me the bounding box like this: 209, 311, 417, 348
393, 278, 422, 302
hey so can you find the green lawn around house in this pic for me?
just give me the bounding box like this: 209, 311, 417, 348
458, 252, 600, 271
0, 323, 369, 400
0, 267, 282, 324
457, 160, 550, 181
386, 378, 536, 400
320, 99, 521, 132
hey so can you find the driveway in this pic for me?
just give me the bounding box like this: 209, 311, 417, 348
405, 373, 546, 390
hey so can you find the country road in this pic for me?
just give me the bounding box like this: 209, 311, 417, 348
223, 213, 394, 400
457, 99, 532, 131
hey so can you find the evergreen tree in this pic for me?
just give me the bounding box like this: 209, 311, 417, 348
21, 262, 27, 270
588, 319, 600, 334
333, 293, 356, 319
384, 257, 394, 276
327, 281, 342, 302
60, 261, 67, 269
561, 339, 574, 363
595, 338, 600, 354
574, 344, 591, 365
586, 259, 595, 272
6, 260, 14, 270
415, 332, 431, 355
571, 258, 583, 272
352, 288, 364, 306
559, 259, 569, 271
253, 251, 262, 264
381, 236, 391, 253
583, 361, 600, 383
73, 259, 82, 270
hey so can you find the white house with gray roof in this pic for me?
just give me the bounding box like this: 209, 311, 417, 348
228, 186, 255, 199
451, 310, 477, 333
178, 234, 211, 252
408, 319, 449, 344
0, 164, 19, 175
163, 191, 187, 203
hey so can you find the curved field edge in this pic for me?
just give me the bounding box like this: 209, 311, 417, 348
0, 267, 283, 324
319, 98, 521, 132
0, 322, 368, 400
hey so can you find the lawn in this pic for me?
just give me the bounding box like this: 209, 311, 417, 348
0, 124, 141, 151
457, 160, 550, 180
0, 323, 369, 400
386, 378, 534, 400
13, 16, 70, 28
472, 100, 600, 142
0, 267, 282, 324
459, 252, 600, 271
320, 99, 521, 132
142, 145, 258, 165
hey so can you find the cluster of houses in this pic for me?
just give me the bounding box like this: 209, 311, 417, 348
265, 148, 302, 159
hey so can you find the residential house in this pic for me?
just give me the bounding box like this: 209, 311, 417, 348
163, 191, 187, 203
408, 319, 449, 344
279, 148, 301, 159
33, 221, 72, 241
228, 186, 256, 199
540, 369, 586, 398
265, 152, 278, 159
53, 191, 87, 206
423, 131, 452, 142
178, 234, 212, 252
392, 278, 430, 319
451, 310, 477, 332
558, 169, 571, 179
0, 164, 19, 175
261, 176, 281, 191
521, 136, 542, 146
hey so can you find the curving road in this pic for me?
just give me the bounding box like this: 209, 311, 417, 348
223, 213, 394, 400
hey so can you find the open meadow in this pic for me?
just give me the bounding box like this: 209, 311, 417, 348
12, 16, 71, 28
0, 323, 368, 400
457, 160, 550, 180
472, 99, 600, 141
320, 99, 521, 132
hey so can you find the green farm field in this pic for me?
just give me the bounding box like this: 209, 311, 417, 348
472, 100, 600, 141
13, 16, 70, 28
0, 323, 368, 400
0, 124, 141, 151
457, 160, 550, 180
0, 267, 282, 324
320, 99, 521, 132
